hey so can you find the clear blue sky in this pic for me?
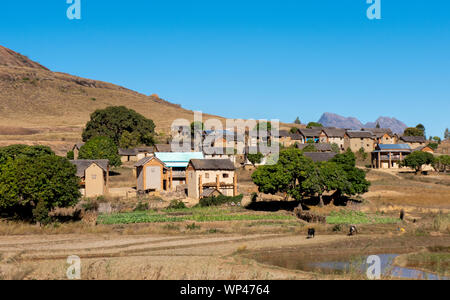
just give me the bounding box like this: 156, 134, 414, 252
1, 0, 449, 137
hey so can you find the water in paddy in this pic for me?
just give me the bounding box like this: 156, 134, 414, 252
251, 252, 448, 280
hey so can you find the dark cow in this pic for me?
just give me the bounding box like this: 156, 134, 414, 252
307, 228, 315, 239
348, 225, 358, 236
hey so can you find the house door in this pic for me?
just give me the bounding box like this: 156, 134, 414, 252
146, 166, 161, 190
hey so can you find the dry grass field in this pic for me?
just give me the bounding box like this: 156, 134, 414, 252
0, 170, 448, 280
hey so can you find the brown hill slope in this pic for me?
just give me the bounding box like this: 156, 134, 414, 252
0, 46, 225, 131
0, 45, 228, 154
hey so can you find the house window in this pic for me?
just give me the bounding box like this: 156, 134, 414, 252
92, 175, 97, 180
205, 173, 210, 179
223, 173, 229, 178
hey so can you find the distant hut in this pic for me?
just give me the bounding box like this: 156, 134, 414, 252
70, 159, 109, 198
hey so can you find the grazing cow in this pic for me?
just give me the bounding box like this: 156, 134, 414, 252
307, 228, 315, 239
348, 225, 358, 236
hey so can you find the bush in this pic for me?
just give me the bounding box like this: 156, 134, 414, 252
198, 194, 244, 207
32, 200, 52, 225
66, 150, 74, 160
167, 200, 187, 210
134, 202, 149, 212
0, 151, 81, 222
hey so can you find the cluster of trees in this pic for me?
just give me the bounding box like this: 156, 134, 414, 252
400, 151, 450, 174
403, 124, 426, 137
251, 148, 370, 206
0, 145, 81, 223
71, 106, 157, 167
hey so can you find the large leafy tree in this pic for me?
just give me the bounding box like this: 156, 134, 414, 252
400, 151, 435, 174
331, 149, 370, 196
119, 130, 141, 149
78, 136, 121, 167
302, 161, 347, 207
404, 127, 425, 137
433, 155, 450, 173
0, 145, 54, 165
82, 106, 155, 146
252, 148, 314, 200
0, 153, 81, 222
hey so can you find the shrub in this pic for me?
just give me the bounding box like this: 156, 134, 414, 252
134, 202, 149, 212
32, 200, 52, 225
167, 200, 187, 210
66, 150, 74, 160
186, 223, 200, 230
198, 194, 244, 207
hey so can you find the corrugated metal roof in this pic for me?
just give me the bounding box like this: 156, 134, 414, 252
377, 144, 411, 150
155, 152, 204, 168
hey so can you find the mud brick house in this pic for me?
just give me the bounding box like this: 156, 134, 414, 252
155, 152, 204, 189
135, 156, 172, 192
344, 131, 376, 152
298, 128, 322, 143
186, 159, 237, 200
319, 128, 346, 151
362, 128, 396, 145
70, 159, 109, 198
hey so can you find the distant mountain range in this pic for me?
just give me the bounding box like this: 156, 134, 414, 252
318, 113, 408, 134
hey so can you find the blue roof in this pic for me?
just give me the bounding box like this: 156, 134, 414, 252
155, 152, 204, 168
377, 144, 411, 150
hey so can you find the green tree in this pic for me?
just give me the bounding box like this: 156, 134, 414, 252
66, 150, 74, 160
433, 155, 450, 173
82, 106, 155, 146
247, 153, 264, 166
294, 117, 301, 124
445, 128, 449, 140
78, 136, 121, 167
290, 127, 299, 134
416, 124, 426, 137
252, 148, 314, 200
0, 145, 54, 165
400, 151, 435, 174
301, 161, 347, 207
376, 122, 381, 129
0, 154, 81, 222
331, 149, 370, 197
330, 143, 340, 154
404, 127, 425, 137
254, 122, 272, 131
119, 130, 141, 149
306, 122, 323, 129
190, 121, 205, 137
